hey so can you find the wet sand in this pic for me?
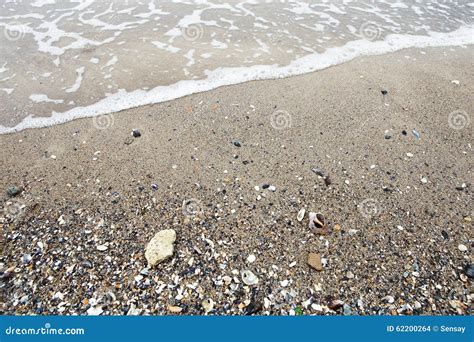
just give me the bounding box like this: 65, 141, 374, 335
1, 46, 472, 315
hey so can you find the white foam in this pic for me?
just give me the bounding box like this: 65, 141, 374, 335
29, 94, 63, 104
65, 66, 85, 93
2, 26, 473, 134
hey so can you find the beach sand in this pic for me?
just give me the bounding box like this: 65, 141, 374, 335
1, 46, 472, 315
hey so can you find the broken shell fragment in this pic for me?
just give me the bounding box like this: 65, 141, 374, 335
241, 270, 259, 285
297, 208, 306, 222
309, 212, 328, 235
202, 298, 214, 313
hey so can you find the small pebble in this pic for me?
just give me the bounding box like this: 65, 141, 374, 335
247, 254, 256, 263
458, 244, 467, 252
97, 245, 108, 251
6, 186, 22, 197
131, 129, 141, 137
232, 140, 241, 147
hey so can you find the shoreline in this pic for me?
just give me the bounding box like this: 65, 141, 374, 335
1, 26, 473, 134
1, 46, 472, 316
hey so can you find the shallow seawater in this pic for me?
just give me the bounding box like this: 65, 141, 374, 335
0, 0, 472, 132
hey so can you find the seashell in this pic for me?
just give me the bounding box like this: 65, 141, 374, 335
309, 212, 327, 235
202, 298, 214, 313
297, 208, 305, 222
241, 270, 259, 285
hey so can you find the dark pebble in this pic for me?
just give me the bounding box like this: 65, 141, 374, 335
311, 168, 326, 177
6, 186, 22, 197
232, 140, 241, 147
466, 264, 474, 279
402, 130, 407, 136
81, 261, 93, 269
324, 176, 332, 186
132, 129, 141, 137
441, 230, 449, 240
261, 184, 270, 189
151, 184, 158, 191
381, 90, 388, 95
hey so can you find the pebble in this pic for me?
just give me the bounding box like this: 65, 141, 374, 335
241, 270, 259, 285
382, 295, 395, 304
6, 186, 22, 197
232, 140, 241, 147
458, 244, 467, 252
381, 90, 388, 95
311, 168, 325, 177
280, 280, 289, 287
131, 129, 141, 137
384, 130, 392, 140
21, 254, 32, 264
466, 264, 474, 279
268, 185, 276, 192
420, 177, 427, 184
167, 305, 183, 313
307, 253, 323, 271
145, 229, 176, 267
412, 129, 420, 139
87, 306, 103, 316
451, 80, 460, 85
202, 298, 214, 313
297, 208, 305, 222
346, 271, 355, 279
96, 245, 108, 251
406, 152, 413, 157
247, 254, 256, 263
343, 304, 352, 315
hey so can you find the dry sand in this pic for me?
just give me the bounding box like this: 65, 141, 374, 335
1, 46, 472, 315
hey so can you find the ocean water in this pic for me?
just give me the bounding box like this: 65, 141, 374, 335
0, 0, 472, 133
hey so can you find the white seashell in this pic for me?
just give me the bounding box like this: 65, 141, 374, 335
297, 208, 305, 222
247, 254, 256, 263
241, 270, 259, 285
202, 298, 214, 313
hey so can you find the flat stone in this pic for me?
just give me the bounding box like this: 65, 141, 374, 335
307, 253, 323, 271
145, 229, 176, 267
6, 186, 22, 197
